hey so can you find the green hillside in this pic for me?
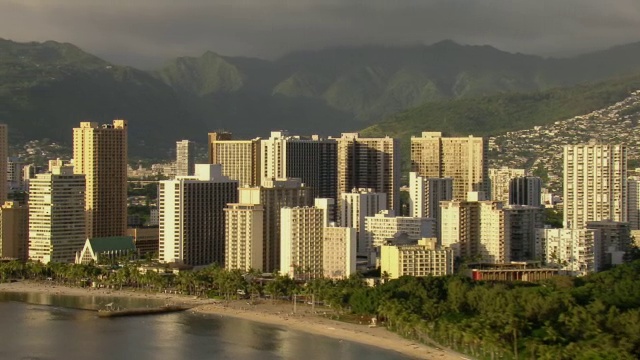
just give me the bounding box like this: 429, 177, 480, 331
361, 74, 640, 168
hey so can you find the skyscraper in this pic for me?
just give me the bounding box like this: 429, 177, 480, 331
280, 206, 326, 279
224, 203, 264, 271
411, 132, 488, 200
239, 178, 314, 272
175, 140, 195, 177
208, 131, 261, 187
28, 161, 86, 263
261, 131, 337, 200
0, 125, 7, 204
408, 172, 453, 238
504, 205, 545, 261
73, 120, 127, 238
563, 144, 627, 228
323, 225, 356, 279
627, 176, 640, 230
334, 133, 400, 211
159, 164, 238, 266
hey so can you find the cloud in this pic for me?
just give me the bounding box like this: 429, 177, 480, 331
1, 0, 639, 68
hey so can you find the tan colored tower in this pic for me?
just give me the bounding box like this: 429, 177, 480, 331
0, 124, 7, 204
334, 133, 400, 211
225, 203, 264, 271
208, 131, 261, 187
0, 201, 29, 261
73, 120, 127, 238
411, 132, 488, 200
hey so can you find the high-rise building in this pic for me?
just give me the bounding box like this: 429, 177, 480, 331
175, 140, 195, 177
261, 131, 337, 200
509, 176, 542, 207
22, 164, 39, 194
208, 132, 261, 187
488, 167, 525, 203
0, 201, 29, 261
323, 225, 356, 279
364, 210, 436, 263
535, 228, 600, 275
239, 178, 314, 272
408, 172, 452, 238
158, 164, 238, 266
224, 203, 264, 272
563, 144, 627, 229
280, 206, 326, 279
338, 188, 386, 254
440, 192, 508, 263
380, 238, 454, 279
586, 220, 631, 270
627, 176, 640, 230
334, 133, 400, 211
411, 132, 488, 200
73, 120, 127, 238
28, 161, 86, 263
504, 205, 545, 261
0, 125, 7, 204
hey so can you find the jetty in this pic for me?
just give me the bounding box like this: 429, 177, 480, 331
97, 304, 192, 318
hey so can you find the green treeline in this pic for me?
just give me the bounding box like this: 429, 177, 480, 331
2, 260, 639, 359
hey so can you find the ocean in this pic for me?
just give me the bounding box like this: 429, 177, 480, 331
0, 292, 409, 360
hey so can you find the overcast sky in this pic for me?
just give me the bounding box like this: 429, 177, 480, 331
2, 0, 640, 68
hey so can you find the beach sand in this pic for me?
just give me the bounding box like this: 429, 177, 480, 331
0, 281, 465, 360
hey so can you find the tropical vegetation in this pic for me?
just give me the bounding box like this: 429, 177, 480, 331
2, 260, 639, 359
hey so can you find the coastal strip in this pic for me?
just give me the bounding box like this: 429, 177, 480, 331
0, 281, 462, 360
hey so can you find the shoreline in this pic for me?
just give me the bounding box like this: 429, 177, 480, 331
0, 281, 463, 360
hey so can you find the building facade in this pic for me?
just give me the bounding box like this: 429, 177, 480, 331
323, 225, 356, 279
28, 161, 86, 263
535, 228, 601, 275
224, 203, 264, 271
380, 238, 454, 279
411, 132, 488, 201
338, 188, 387, 254
563, 144, 627, 228
509, 176, 542, 207
175, 140, 195, 177
0, 125, 7, 204
0, 201, 28, 260
334, 133, 400, 212
159, 164, 238, 266
73, 120, 127, 238
440, 192, 509, 263
239, 178, 314, 272
489, 167, 525, 203
280, 206, 326, 279
586, 220, 631, 270
408, 172, 453, 238
208, 132, 261, 187
504, 205, 545, 261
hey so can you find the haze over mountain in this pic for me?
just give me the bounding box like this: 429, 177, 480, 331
3, 37, 640, 158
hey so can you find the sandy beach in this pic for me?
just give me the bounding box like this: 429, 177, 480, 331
0, 281, 465, 360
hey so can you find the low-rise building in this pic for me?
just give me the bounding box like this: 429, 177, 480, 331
76, 236, 137, 264
380, 238, 453, 279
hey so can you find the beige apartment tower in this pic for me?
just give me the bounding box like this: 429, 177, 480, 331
339, 188, 387, 254
280, 206, 326, 280
0, 201, 29, 260
323, 225, 357, 279
0, 124, 7, 204
411, 132, 488, 200
489, 167, 525, 203
224, 203, 264, 271
208, 132, 261, 187
28, 161, 86, 263
334, 133, 400, 211
563, 144, 627, 228
73, 120, 127, 238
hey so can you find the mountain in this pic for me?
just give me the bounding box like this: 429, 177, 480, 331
3, 38, 640, 158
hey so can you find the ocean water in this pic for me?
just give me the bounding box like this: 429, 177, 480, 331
0, 292, 410, 360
